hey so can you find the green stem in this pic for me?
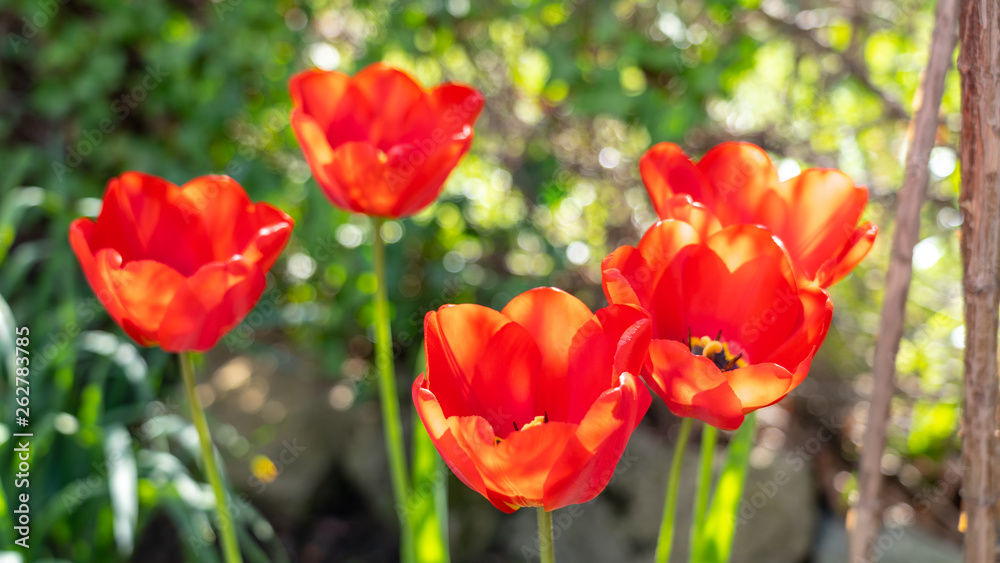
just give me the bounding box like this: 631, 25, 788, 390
372, 217, 415, 563
655, 417, 693, 563
691, 423, 717, 549
179, 352, 241, 563
537, 507, 555, 563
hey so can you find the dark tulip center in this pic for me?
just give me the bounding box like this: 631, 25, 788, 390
687, 329, 746, 372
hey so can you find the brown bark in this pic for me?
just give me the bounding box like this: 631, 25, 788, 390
957, 1, 1000, 561
849, 0, 960, 561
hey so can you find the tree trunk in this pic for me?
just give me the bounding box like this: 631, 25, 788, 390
957, 1, 1000, 561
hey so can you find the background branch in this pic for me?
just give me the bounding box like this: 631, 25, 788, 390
848, 0, 959, 560
758, 11, 911, 121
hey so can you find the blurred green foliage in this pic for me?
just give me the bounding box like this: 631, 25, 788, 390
0, 0, 964, 560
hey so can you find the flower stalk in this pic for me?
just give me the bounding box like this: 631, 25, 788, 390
372, 217, 415, 563
179, 352, 242, 563
655, 417, 693, 563
691, 423, 717, 548
537, 507, 555, 563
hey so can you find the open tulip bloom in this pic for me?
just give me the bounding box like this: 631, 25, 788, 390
70, 172, 294, 563
290, 63, 484, 218
413, 287, 651, 558
602, 220, 835, 562
640, 142, 877, 289
69, 171, 294, 352
602, 220, 833, 431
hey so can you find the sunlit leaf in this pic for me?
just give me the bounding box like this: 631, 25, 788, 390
692, 413, 755, 563
411, 344, 450, 563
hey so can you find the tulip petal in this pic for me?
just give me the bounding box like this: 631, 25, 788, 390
385, 137, 471, 217
601, 248, 646, 308
328, 141, 397, 217
636, 221, 703, 341
646, 339, 745, 430
695, 142, 777, 225
290, 110, 355, 211
69, 218, 128, 326
242, 203, 295, 272
607, 220, 700, 340
418, 384, 580, 512
724, 363, 794, 413
430, 83, 485, 138
175, 175, 260, 261
84, 180, 145, 264
767, 284, 832, 390
424, 305, 540, 435
652, 194, 723, 239
501, 287, 594, 422
156, 258, 267, 352
637, 219, 703, 268
815, 221, 878, 288
767, 168, 870, 280
787, 352, 816, 393
640, 143, 713, 214
542, 373, 644, 511
351, 64, 428, 149
388, 83, 484, 217
689, 225, 801, 360
566, 304, 651, 424
289, 69, 366, 145
412, 378, 497, 508
386, 83, 484, 216
93, 250, 187, 347
477, 421, 578, 509
100, 172, 214, 276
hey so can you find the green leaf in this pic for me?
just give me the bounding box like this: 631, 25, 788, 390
0, 290, 16, 385
0, 187, 49, 267
692, 413, 756, 563
410, 344, 450, 563
907, 401, 958, 456
0, 291, 16, 545
105, 424, 138, 557
691, 423, 718, 549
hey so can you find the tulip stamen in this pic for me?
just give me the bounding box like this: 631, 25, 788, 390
497, 414, 549, 446
496, 420, 524, 445
520, 415, 548, 432
723, 353, 743, 371
689, 334, 747, 372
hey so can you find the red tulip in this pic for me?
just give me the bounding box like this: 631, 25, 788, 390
602, 221, 833, 430
69, 172, 293, 352
413, 288, 652, 512
640, 142, 877, 288
289, 63, 484, 218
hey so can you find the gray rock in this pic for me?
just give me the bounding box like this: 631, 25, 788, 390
732, 450, 817, 563
814, 516, 961, 563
